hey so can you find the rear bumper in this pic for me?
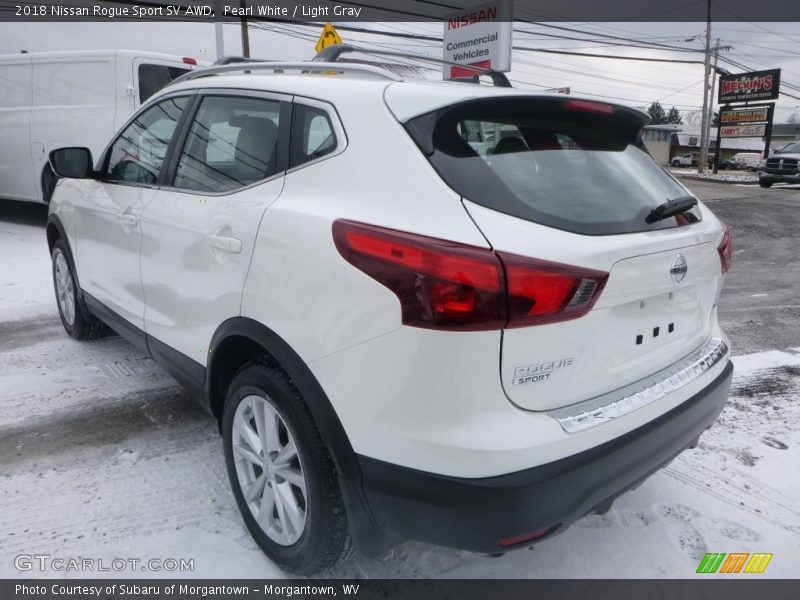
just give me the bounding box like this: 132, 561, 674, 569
357, 360, 732, 554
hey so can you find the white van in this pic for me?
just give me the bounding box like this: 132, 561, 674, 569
731, 152, 762, 171
0, 50, 202, 203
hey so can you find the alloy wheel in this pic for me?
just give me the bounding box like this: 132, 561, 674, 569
54, 251, 76, 327
231, 394, 308, 546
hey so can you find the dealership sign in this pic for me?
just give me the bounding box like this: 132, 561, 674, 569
718, 69, 781, 103
720, 107, 769, 124
442, 0, 512, 79
720, 124, 767, 138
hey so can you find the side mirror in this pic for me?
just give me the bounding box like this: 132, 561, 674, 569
49, 147, 94, 179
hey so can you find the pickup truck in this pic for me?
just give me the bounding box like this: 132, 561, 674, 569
758, 142, 800, 188
670, 153, 697, 167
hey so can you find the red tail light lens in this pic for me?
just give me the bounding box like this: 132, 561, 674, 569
182, 56, 198, 66
333, 220, 506, 331
717, 225, 732, 274
333, 220, 608, 331
498, 527, 552, 547
499, 253, 608, 328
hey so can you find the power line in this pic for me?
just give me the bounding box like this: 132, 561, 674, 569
301, 21, 800, 99
255, 22, 709, 107
513, 27, 702, 53
292, 22, 708, 65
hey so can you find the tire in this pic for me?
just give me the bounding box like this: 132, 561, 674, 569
41, 164, 57, 204
222, 361, 351, 574
51, 240, 106, 340
759, 179, 773, 188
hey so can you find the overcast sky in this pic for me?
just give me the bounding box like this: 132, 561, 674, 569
2, 20, 799, 123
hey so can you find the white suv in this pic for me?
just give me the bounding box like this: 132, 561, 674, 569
46, 54, 733, 574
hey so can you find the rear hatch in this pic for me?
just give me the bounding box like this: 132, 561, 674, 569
402, 94, 726, 411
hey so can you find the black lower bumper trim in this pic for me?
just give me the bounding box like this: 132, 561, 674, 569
358, 361, 733, 554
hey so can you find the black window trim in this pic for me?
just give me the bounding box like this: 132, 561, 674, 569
286, 95, 348, 174
157, 87, 293, 197
96, 90, 199, 191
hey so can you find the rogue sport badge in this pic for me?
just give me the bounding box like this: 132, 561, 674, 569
670, 254, 688, 284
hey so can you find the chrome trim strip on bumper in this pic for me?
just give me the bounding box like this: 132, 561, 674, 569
549, 337, 729, 434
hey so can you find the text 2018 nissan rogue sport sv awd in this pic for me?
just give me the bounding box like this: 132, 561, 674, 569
45, 55, 733, 574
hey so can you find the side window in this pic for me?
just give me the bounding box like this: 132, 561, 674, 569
104, 96, 188, 185
290, 104, 337, 168
138, 64, 190, 104
172, 95, 282, 194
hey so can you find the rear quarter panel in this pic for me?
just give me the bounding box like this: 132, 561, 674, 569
241, 92, 491, 363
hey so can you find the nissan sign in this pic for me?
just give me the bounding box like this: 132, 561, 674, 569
443, 0, 512, 80
718, 69, 781, 103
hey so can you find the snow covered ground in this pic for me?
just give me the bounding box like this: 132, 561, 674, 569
1, 200, 798, 579
669, 168, 759, 183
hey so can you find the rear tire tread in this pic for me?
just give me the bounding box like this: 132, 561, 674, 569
224, 360, 351, 574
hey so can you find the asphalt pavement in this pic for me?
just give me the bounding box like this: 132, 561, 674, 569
680, 179, 800, 354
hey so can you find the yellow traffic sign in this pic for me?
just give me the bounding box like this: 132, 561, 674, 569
315, 22, 343, 54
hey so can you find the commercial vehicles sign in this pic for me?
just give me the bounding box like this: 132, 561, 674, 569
442, 0, 512, 80
718, 69, 781, 103
720, 124, 767, 138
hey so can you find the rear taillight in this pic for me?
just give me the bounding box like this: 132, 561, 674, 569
498, 527, 552, 547
182, 56, 198, 66
499, 253, 608, 328
717, 225, 732, 274
564, 99, 614, 114
332, 220, 608, 331
333, 220, 506, 331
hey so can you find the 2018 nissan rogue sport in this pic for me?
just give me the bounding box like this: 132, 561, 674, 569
45, 54, 733, 574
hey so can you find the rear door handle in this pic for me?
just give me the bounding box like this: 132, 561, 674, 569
208, 234, 243, 254
117, 214, 138, 227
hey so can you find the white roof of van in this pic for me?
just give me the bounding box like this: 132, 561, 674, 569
0, 49, 202, 63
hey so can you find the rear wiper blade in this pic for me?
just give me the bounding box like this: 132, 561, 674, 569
646, 195, 698, 224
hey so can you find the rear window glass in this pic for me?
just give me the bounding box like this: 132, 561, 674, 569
138, 64, 190, 103
406, 98, 701, 235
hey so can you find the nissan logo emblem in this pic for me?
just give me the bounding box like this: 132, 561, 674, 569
670, 254, 688, 284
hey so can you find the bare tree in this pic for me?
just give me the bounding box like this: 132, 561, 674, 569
683, 110, 702, 127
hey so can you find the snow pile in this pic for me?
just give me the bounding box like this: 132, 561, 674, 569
670, 169, 758, 183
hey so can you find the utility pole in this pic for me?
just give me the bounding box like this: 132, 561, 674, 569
214, 0, 225, 61
709, 41, 723, 174
706, 40, 732, 174
697, 0, 712, 173
704, 39, 720, 173
240, 0, 250, 58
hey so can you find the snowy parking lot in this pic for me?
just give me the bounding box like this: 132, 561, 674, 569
1, 181, 799, 579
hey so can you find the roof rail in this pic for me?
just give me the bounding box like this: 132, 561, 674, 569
313, 44, 513, 88
168, 59, 401, 87
213, 56, 253, 66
